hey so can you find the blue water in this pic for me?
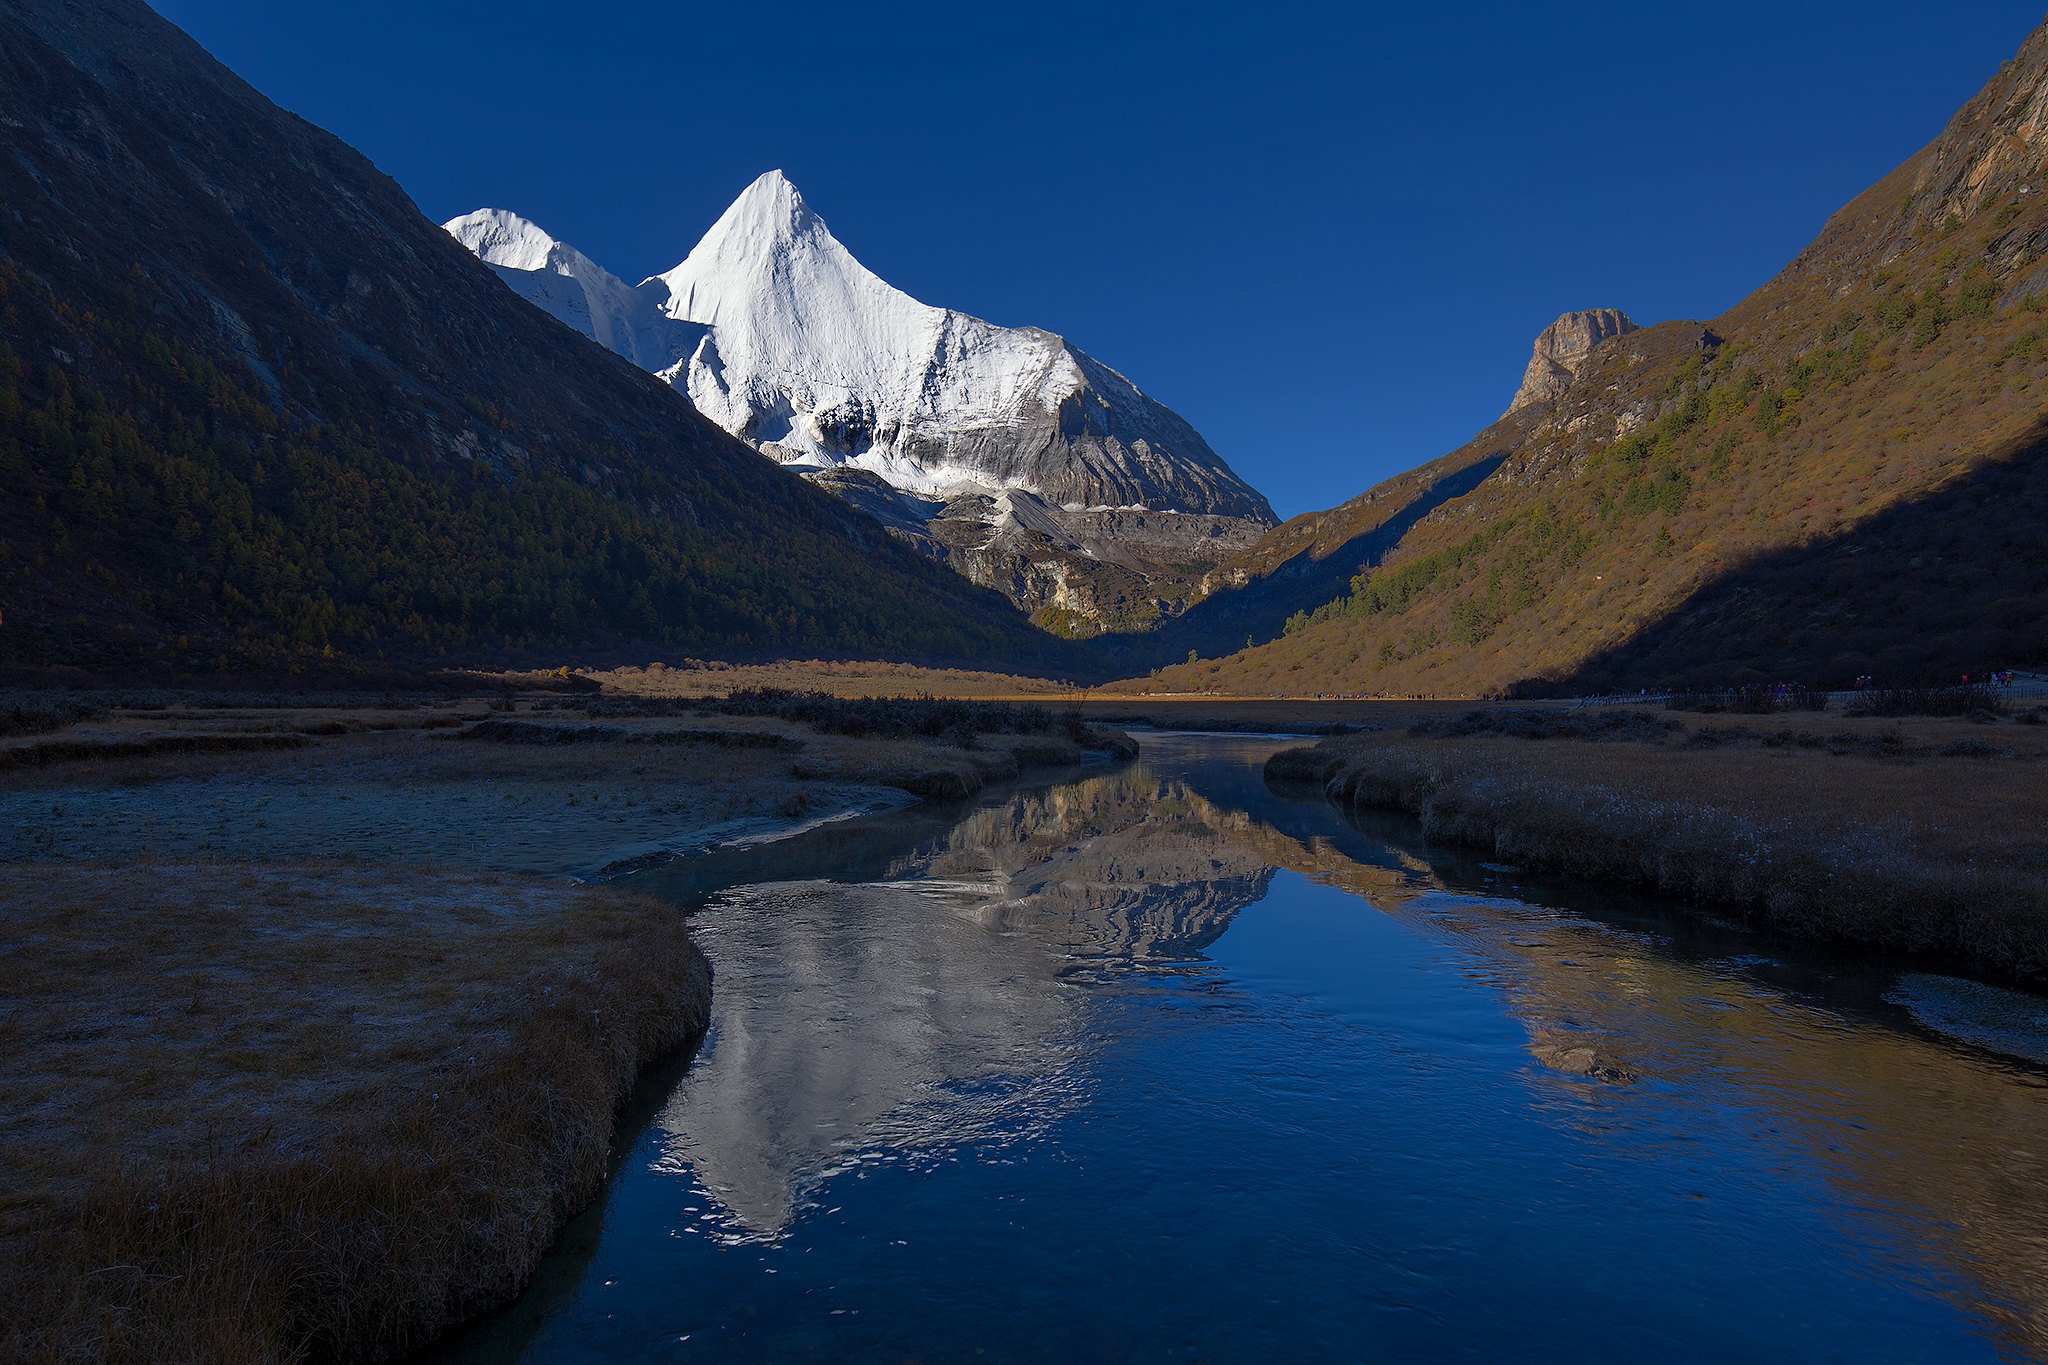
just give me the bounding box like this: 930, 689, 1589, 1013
432, 734, 2048, 1363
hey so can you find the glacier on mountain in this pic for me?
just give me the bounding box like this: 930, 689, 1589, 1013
447, 173, 1274, 633
444, 208, 707, 373
447, 173, 1270, 522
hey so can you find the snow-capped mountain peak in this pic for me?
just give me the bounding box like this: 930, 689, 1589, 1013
447, 207, 584, 275
654, 170, 909, 332
445, 174, 1274, 629
447, 173, 1268, 519
444, 207, 704, 373
628, 172, 1270, 523
666, 171, 819, 288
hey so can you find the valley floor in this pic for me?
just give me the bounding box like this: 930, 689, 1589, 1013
0, 692, 1129, 1363
576, 658, 1494, 732
1269, 705, 2048, 984
576, 658, 1081, 700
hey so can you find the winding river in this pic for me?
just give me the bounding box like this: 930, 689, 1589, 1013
430, 733, 2048, 1363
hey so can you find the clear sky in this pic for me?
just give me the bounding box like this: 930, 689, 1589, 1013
155, 1, 2042, 520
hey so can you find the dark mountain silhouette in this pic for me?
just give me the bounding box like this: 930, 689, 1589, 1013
0, 0, 1061, 680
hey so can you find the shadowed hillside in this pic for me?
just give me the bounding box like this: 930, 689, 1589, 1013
1095, 447, 1509, 673
1554, 422, 2048, 690
1105, 21, 2048, 696
0, 0, 1061, 681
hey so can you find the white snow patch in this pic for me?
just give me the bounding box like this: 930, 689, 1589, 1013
444, 174, 1270, 523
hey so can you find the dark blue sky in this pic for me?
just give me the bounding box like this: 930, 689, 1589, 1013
157, 2, 2040, 519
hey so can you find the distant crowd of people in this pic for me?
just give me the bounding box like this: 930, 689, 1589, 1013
1851, 671, 2021, 689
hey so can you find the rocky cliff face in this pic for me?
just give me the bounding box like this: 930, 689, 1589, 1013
448, 176, 1276, 636
1505, 309, 1639, 414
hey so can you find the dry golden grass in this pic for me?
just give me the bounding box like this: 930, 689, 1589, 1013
1273, 716, 2048, 980
1069, 696, 1481, 731
0, 862, 711, 1364
575, 659, 1079, 699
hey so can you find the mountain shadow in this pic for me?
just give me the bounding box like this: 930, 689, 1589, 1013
1093, 452, 1508, 676
1539, 427, 2048, 693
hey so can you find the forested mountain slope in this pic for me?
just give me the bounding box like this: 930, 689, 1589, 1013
0, 0, 1058, 680
1112, 21, 2048, 696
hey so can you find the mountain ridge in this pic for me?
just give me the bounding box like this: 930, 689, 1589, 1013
1110, 21, 2048, 695
0, 0, 1064, 680
447, 173, 1276, 637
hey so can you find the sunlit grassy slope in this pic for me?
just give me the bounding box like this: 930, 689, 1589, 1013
1111, 23, 2048, 696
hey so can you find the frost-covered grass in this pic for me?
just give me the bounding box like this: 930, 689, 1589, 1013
0, 862, 710, 1364
1271, 730, 2048, 982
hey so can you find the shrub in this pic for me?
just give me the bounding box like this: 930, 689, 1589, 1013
1846, 685, 2008, 717
0, 693, 105, 736
1665, 685, 1822, 715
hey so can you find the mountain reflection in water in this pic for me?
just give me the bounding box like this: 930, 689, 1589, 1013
442, 733, 2048, 1364
655, 765, 1275, 1236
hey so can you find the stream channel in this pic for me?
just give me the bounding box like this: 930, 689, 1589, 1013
430, 732, 2048, 1363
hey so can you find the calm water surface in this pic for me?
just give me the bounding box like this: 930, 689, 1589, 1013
433, 733, 2048, 1363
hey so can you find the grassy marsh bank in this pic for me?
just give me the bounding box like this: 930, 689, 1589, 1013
0, 697, 1136, 874
1269, 708, 2048, 983
0, 690, 1135, 1361
0, 864, 711, 1363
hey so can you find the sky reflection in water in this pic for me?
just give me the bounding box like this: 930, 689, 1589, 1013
435, 734, 2048, 1364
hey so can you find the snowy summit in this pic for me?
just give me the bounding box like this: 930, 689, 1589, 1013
446, 173, 1271, 521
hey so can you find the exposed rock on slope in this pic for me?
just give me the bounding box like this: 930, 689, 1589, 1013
448, 175, 1276, 636
1507, 309, 1639, 414
0, 0, 1055, 677
1114, 22, 2048, 696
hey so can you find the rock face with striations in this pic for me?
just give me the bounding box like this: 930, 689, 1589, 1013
448, 174, 1277, 635
1505, 308, 1639, 414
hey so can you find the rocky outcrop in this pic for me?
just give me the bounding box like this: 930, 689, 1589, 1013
1505, 308, 1639, 414
1905, 24, 2048, 233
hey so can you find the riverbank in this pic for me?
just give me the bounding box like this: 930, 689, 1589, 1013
1267, 707, 2048, 985
0, 697, 1136, 876
571, 660, 1494, 733
0, 865, 712, 1363
1, 693, 1134, 1362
